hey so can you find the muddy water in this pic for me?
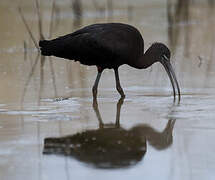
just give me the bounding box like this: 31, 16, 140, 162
0, 0, 215, 180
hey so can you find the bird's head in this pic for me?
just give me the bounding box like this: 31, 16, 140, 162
150, 43, 171, 61
145, 43, 171, 66
149, 43, 181, 102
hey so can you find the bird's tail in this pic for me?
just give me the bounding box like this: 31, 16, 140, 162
39, 40, 53, 56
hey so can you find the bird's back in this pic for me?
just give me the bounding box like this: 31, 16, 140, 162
39, 23, 144, 69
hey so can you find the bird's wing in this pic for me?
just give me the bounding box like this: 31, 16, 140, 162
50, 25, 124, 65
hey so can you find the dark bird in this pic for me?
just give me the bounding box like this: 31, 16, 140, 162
39, 23, 181, 101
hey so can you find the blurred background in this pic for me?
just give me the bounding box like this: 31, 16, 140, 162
1, 0, 215, 103
0, 0, 215, 180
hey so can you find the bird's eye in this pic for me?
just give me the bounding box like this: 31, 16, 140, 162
163, 54, 169, 61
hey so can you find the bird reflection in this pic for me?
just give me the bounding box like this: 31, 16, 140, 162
43, 98, 176, 169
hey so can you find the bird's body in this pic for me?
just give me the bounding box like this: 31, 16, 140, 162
40, 23, 144, 69
39, 23, 181, 101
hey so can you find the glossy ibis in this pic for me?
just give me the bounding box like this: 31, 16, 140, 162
39, 23, 181, 101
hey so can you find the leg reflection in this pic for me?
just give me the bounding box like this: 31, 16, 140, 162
115, 97, 125, 128
92, 98, 103, 128
92, 97, 125, 129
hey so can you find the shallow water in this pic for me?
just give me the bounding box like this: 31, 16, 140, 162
1, 0, 215, 180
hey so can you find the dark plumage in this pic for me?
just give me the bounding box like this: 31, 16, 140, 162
39, 23, 180, 101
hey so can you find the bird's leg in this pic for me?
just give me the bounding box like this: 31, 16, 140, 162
114, 68, 125, 98
92, 66, 103, 100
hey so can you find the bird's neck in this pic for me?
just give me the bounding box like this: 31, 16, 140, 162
134, 48, 156, 69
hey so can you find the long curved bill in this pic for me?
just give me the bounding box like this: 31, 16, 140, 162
160, 57, 181, 102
